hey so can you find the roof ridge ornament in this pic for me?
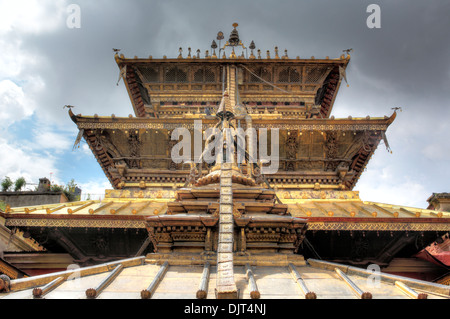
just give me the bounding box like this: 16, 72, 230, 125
219, 23, 248, 58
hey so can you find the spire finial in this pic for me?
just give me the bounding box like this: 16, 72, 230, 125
211, 40, 218, 58
249, 41, 256, 59
228, 23, 240, 47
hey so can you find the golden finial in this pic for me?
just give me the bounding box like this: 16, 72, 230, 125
266, 50, 270, 59
178, 47, 183, 59
274, 46, 280, 59
211, 40, 217, 58
205, 50, 209, 58
249, 41, 256, 59
187, 47, 191, 58
257, 49, 261, 59
283, 49, 288, 59
230, 48, 237, 59
196, 49, 200, 58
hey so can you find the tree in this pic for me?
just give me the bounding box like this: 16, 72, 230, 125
1, 177, 13, 192
64, 179, 80, 202
48, 179, 80, 202
14, 177, 26, 192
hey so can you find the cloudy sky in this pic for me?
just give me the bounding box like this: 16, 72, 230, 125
0, 0, 449, 208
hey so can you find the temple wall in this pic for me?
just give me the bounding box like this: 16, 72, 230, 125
0, 192, 68, 208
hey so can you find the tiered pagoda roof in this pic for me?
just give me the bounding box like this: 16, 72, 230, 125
1, 24, 449, 299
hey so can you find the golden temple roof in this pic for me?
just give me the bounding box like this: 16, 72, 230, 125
1, 190, 449, 232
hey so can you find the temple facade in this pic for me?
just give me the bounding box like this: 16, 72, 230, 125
0, 24, 449, 299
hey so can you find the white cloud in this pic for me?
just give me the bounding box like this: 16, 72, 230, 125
77, 179, 111, 201
0, 0, 67, 35
30, 126, 73, 153
354, 153, 430, 208
357, 178, 428, 209
422, 142, 450, 161
0, 80, 35, 123
0, 136, 59, 185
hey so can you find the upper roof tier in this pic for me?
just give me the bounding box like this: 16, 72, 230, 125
115, 24, 350, 119
69, 109, 396, 191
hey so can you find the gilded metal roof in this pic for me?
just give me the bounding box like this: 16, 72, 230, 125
1, 255, 448, 299
1, 194, 449, 232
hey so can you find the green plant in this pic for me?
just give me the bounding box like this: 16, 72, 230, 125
64, 179, 80, 202
14, 177, 26, 192
0, 200, 6, 211
49, 179, 80, 202
50, 184, 63, 192
1, 177, 13, 192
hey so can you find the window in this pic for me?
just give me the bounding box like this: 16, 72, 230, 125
165, 67, 187, 83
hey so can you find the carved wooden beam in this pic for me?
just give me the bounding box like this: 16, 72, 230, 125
67, 201, 95, 215
110, 201, 132, 215
46, 205, 67, 214
132, 201, 152, 215
350, 202, 373, 218
372, 204, 396, 218
375, 233, 417, 264
400, 207, 419, 217
85, 264, 124, 298
48, 228, 88, 263
288, 263, 316, 299
395, 281, 428, 299
135, 237, 152, 257
332, 202, 353, 217
245, 264, 260, 299
33, 277, 65, 298
196, 262, 211, 299
89, 201, 114, 215
141, 261, 169, 299
24, 208, 37, 214
312, 202, 332, 217
335, 268, 372, 299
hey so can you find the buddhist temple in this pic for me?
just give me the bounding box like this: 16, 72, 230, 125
0, 24, 449, 300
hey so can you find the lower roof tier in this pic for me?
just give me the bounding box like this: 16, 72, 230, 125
1, 189, 448, 232
1, 255, 449, 299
